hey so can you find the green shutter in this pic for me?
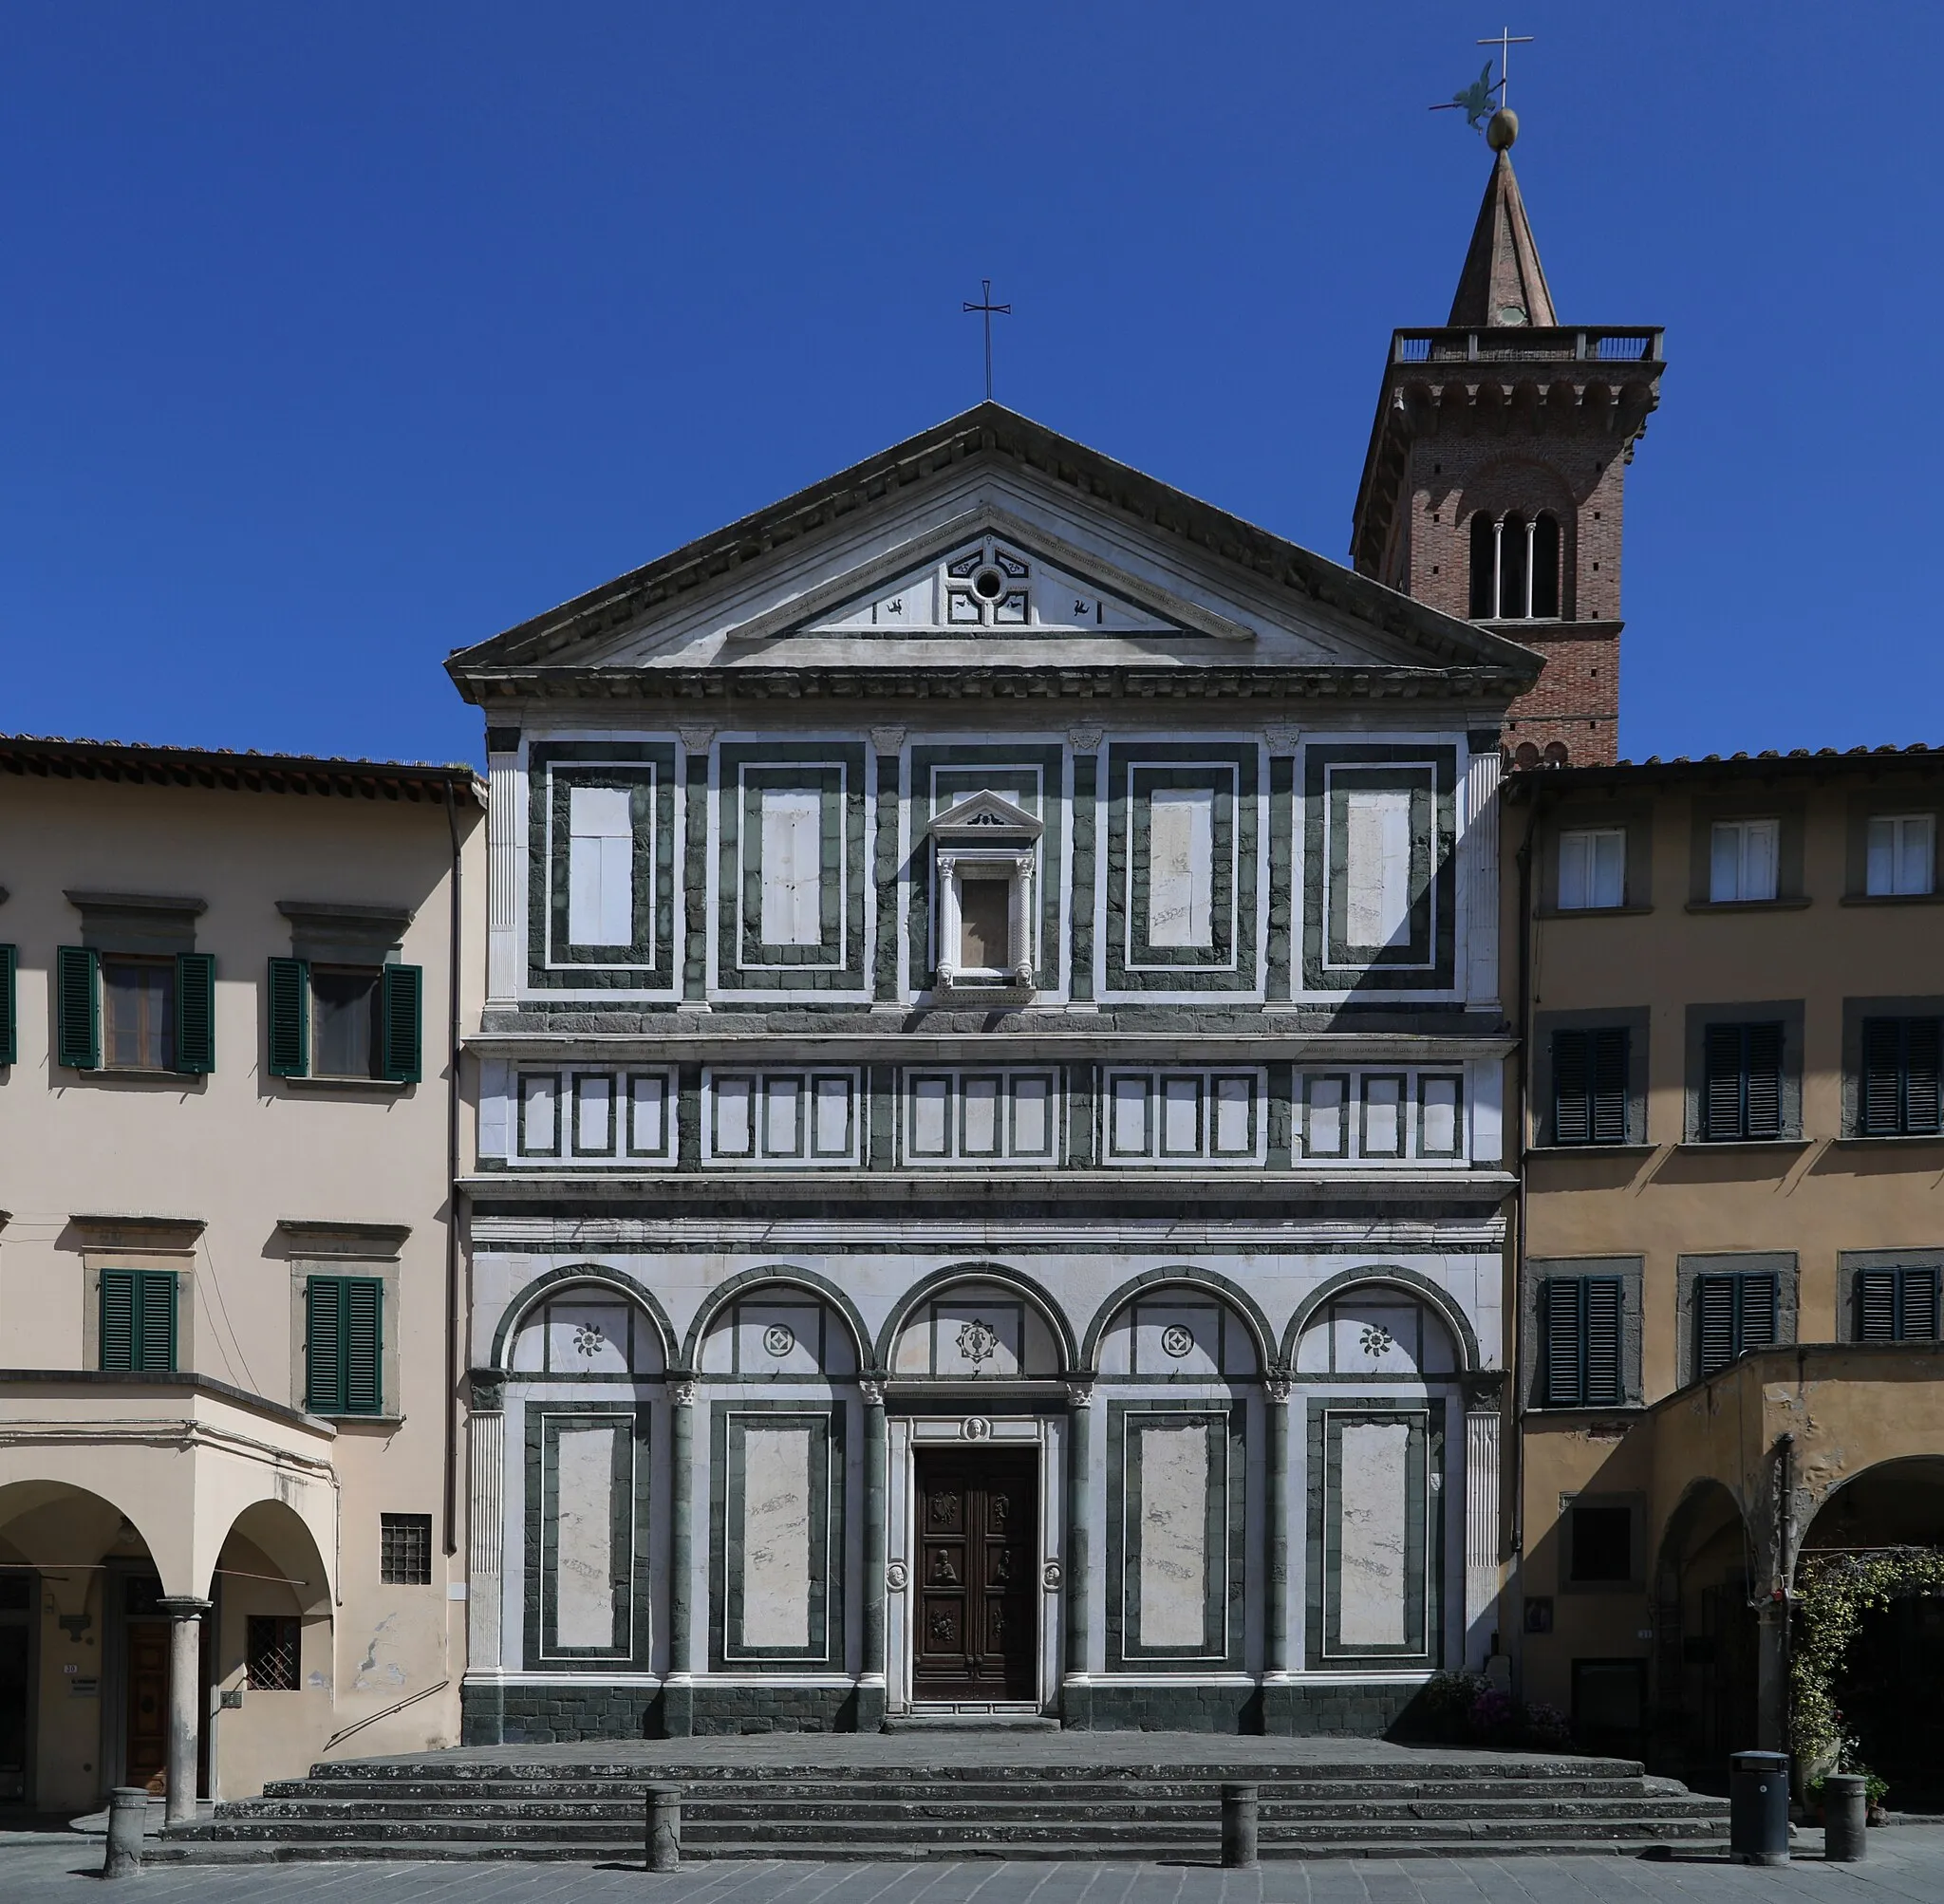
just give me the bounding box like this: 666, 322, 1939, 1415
306, 1276, 344, 1411
1542, 1278, 1584, 1406
306, 1275, 383, 1415
380, 964, 423, 1085
101, 1269, 136, 1371
174, 952, 216, 1074
101, 1269, 176, 1372
56, 945, 100, 1071
268, 957, 308, 1076
0, 943, 16, 1067
345, 1279, 383, 1414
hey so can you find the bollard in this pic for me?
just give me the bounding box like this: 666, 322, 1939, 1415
1822, 1774, 1868, 1862
1220, 1783, 1259, 1870
103, 1787, 147, 1879
645, 1783, 682, 1873
1729, 1750, 1790, 1867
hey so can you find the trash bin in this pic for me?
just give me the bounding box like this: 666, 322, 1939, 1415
1729, 1750, 1790, 1866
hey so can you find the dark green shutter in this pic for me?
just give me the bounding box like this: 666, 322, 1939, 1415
268, 957, 308, 1077
380, 964, 422, 1085
345, 1279, 383, 1414
1858, 1269, 1898, 1341
1901, 1268, 1941, 1341
305, 1276, 343, 1410
305, 1276, 383, 1415
0, 943, 16, 1066
1554, 1032, 1592, 1145
101, 1269, 176, 1372
1702, 1024, 1743, 1138
56, 945, 99, 1070
1907, 1019, 1943, 1133
174, 952, 215, 1074
1862, 1017, 1903, 1134
1739, 1273, 1779, 1355
1543, 1278, 1584, 1406
1696, 1276, 1738, 1379
101, 1269, 136, 1370
1583, 1277, 1624, 1405
1591, 1028, 1630, 1143
1744, 1023, 1785, 1137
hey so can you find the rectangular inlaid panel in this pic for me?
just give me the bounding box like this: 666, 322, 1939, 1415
740, 1423, 814, 1650
1135, 1419, 1210, 1650
1336, 1419, 1411, 1648
552, 1425, 619, 1649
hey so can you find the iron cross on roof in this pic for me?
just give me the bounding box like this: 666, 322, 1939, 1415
962, 278, 1012, 402
1478, 25, 1533, 111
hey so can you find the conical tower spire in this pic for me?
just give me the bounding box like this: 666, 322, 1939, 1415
1446, 112, 1557, 328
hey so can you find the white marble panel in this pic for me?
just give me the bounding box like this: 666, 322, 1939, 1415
547, 1300, 633, 1375
553, 1424, 618, 1649
575, 1075, 613, 1153
1303, 1075, 1346, 1157
1011, 1077, 1052, 1156
1361, 1075, 1404, 1157
763, 1076, 803, 1157
736, 1301, 823, 1376
741, 1423, 814, 1649
1137, 1420, 1210, 1650
1160, 1076, 1202, 1155
910, 1075, 950, 1156
714, 1076, 755, 1155
933, 1301, 1021, 1377
1133, 1301, 1223, 1378
962, 1076, 1001, 1155
1111, 1075, 1150, 1155
520, 1073, 558, 1154
811, 1075, 851, 1156
629, 1073, 667, 1155
1420, 1075, 1461, 1157
1332, 1299, 1423, 1376
1345, 788, 1412, 948
1212, 1075, 1253, 1154
1337, 1419, 1411, 1648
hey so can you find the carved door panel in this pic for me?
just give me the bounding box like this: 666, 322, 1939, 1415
912, 1449, 1037, 1701
125, 1622, 170, 1793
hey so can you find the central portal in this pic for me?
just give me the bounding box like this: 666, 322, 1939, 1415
911, 1447, 1038, 1703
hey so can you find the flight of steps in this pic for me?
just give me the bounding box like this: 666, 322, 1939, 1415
154, 1752, 1731, 1862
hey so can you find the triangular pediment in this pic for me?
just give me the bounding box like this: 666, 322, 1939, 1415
720, 507, 1250, 648
928, 788, 1043, 841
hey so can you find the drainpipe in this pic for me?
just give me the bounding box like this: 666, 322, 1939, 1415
442, 779, 464, 1559
1508, 784, 1542, 1573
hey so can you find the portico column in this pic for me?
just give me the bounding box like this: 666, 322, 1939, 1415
1465, 1391, 1505, 1670
859, 1379, 888, 1731
158, 1596, 209, 1825
1062, 1381, 1093, 1729
664, 1378, 696, 1738
463, 1376, 507, 1744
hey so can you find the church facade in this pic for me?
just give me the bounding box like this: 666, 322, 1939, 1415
447, 403, 1538, 1741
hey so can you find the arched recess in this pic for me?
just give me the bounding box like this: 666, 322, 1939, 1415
492, 1262, 677, 1374
875, 1262, 1078, 1377
0, 1479, 175, 1596
1081, 1266, 1274, 1377
1281, 1266, 1481, 1375
684, 1264, 871, 1377
1648, 1478, 1757, 1777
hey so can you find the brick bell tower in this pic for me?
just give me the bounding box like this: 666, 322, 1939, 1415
1350, 109, 1663, 765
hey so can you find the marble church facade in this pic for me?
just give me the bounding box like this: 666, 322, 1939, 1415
448, 406, 1541, 1740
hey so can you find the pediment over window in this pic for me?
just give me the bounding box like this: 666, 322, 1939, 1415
720, 509, 1254, 648
928, 789, 1043, 844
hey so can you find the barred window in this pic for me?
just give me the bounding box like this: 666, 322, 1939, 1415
246, 1615, 300, 1691
380, 1513, 433, 1585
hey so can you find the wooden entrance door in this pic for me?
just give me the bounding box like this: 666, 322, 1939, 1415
125, 1621, 170, 1793
912, 1448, 1037, 1702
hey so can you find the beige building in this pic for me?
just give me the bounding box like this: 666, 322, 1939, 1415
1505, 746, 1944, 1793
0, 737, 482, 1816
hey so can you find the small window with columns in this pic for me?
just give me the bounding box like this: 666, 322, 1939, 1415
1469, 510, 1561, 620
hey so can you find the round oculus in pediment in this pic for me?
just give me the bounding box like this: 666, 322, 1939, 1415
972, 566, 1006, 602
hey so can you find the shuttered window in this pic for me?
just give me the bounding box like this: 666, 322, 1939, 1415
174, 952, 216, 1074
1694, 1272, 1780, 1380
268, 959, 421, 1085
0, 943, 16, 1067
305, 1276, 383, 1415
53, 947, 214, 1074
55, 946, 101, 1070
1701, 1021, 1785, 1140
1542, 1276, 1625, 1407
1554, 1028, 1630, 1145
1856, 1266, 1942, 1343
100, 1269, 178, 1372
1860, 1017, 1943, 1136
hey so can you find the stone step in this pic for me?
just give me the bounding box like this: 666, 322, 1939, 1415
152, 1837, 1738, 1866
215, 1794, 1730, 1826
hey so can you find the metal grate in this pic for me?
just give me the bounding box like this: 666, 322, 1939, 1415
381, 1512, 433, 1585
246, 1615, 300, 1690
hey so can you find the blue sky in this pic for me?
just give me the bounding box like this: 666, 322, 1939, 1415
3, 3, 1937, 767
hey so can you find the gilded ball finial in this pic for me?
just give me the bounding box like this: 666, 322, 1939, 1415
1486, 106, 1519, 151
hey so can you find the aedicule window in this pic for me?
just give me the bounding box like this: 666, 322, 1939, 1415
1148, 788, 1214, 947
1866, 814, 1935, 897
1710, 819, 1780, 903
758, 789, 822, 946
1558, 829, 1625, 910
567, 785, 633, 945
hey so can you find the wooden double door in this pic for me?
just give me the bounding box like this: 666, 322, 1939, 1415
912, 1449, 1037, 1703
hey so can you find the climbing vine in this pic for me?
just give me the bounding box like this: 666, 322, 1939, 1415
1790, 1548, 1944, 1779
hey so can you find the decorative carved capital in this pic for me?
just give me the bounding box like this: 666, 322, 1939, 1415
1263, 1374, 1293, 1404
1463, 1370, 1508, 1412
670, 1379, 699, 1409
467, 1370, 506, 1413
1263, 722, 1301, 756
1064, 1381, 1094, 1410
858, 1378, 886, 1408
677, 727, 716, 755
1068, 727, 1104, 755
869, 726, 907, 756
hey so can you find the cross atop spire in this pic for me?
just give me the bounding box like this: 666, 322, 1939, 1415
1446, 130, 1557, 328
